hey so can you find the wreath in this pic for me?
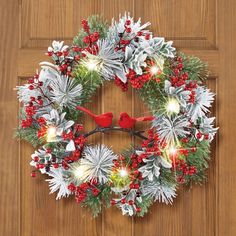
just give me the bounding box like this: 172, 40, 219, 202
15, 14, 218, 217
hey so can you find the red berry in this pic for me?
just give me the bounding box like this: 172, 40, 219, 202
110, 199, 116, 205
73, 46, 80, 52
126, 28, 131, 33
34, 156, 39, 162
63, 50, 69, 56
134, 183, 140, 189
38, 100, 43, 106
59, 64, 67, 71
182, 73, 189, 80
74, 55, 80, 61
196, 132, 202, 139
53, 163, 59, 168
31, 171, 36, 177
136, 207, 141, 213
46, 148, 52, 153
178, 63, 183, 70
137, 31, 142, 36
38, 164, 45, 169
83, 36, 90, 44
56, 51, 63, 57
173, 68, 180, 75
128, 200, 134, 205
204, 134, 209, 140
93, 32, 99, 38
121, 199, 126, 204
191, 147, 197, 152
129, 183, 135, 189
47, 51, 53, 56
28, 85, 34, 90
81, 19, 88, 25
28, 78, 34, 84
181, 138, 189, 143
125, 20, 131, 25
145, 34, 150, 40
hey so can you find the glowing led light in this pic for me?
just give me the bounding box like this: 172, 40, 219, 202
46, 126, 57, 142
150, 65, 161, 75
168, 146, 177, 156
119, 168, 128, 178
85, 60, 98, 71
73, 166, 86, 179
166, 98, 180, 114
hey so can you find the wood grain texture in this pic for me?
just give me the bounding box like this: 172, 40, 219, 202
135, 0, 216, 49
218, 0, 236, 235
21, 0, 102, 48
0, 1, 20, 235
1, 0, 236, 235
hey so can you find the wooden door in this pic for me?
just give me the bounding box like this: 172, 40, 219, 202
1, 0, 236, 235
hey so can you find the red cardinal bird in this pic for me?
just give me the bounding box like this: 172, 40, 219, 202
76, 106, 113, 128
118, 112, 154, 129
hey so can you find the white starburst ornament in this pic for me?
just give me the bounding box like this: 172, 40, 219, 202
72, 145, 118, 184
50, 75, 83, 108
188, 86, 214, 122
46, 167, 71, 200
153, 115, 190, 144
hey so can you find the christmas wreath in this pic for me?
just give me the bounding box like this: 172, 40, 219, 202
15, 14, 218, 217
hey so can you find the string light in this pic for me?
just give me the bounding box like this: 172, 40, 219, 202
46, 126, 57, 142
85, 59, 98, 71
73, 165, 87, 180
119, 168, 128, 178
168, 146, 177, 156
166, 98, 180, 114
150, 65, 162, 75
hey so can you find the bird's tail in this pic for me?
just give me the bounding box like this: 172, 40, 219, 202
136, 116, 154, 122
76, 106, 95, 117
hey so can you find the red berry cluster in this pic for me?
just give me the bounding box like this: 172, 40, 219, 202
172, 159, 197, 183
196, 132, 209, 140
46, 19, 101, 76
32, 148, 53, 173
114, 76, 128, 91
47, 48, 74, 76
68, 181, 100, 203
21, 74, 46, 128
111, 153, 143, 212
170, 56, 199, 104
37, 126, 47, 138
115, 20, 151, 52
114, 69, 152, 91
127, 69, 151, 89
35, 126, 87, 173
81, 19, 100, 54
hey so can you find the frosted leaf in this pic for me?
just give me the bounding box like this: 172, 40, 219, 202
199, 117, 218, 142
138, 155, 172, 181
141, 180, 177, 204
164, 80, 191, 108
48, 41, 69, 53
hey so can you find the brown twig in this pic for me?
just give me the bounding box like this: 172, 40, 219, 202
83, 126, 148, 140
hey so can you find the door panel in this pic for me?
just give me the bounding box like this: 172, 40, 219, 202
1, 0, 236, 235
